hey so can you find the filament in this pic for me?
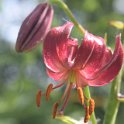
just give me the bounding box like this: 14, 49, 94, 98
53, 82, 65, 89
60, 83, 73, 112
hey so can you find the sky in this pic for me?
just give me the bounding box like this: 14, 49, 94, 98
0, 0, 124, 44
0, 0, 38, 44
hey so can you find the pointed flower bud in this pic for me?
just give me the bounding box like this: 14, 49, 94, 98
16, 3, 54, 52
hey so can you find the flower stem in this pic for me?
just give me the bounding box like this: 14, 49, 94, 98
117, 69, 124, 102
49, 0, 85, 34
83, 86, 97, 124
103, 69, 123, 124
56, 115, 79, 124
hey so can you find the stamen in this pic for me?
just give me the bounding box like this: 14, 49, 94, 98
77, 87, 84, 105
52, 102, 59, 119
45, 84, 53, 101
61, 83, 70, 101
84, 106, 90, 123
60, 83, 73, 112
36, 89, 42, 107
89, 98, 95, 115
53, 82, 65, 89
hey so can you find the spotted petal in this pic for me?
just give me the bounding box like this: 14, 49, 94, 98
74, 31, 106, 74
55, 22, 78, 67
46, 68, 68, 82
79, 34, 124, 86
43, 22, 74, 72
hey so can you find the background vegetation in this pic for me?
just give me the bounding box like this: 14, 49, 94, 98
0, 0, 124, 124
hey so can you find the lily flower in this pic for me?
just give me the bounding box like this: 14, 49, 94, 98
16, 3, 54, 52
39, 22, 123, 122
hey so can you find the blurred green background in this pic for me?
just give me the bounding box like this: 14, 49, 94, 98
0, 0, 124, 124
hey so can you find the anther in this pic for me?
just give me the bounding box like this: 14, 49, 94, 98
84, 106, 90, 123
36, 89, 42, 107
52, 102, 59, 119
45, 84, 53, 101
77, 87, 84, 105
89, 98, 95, 115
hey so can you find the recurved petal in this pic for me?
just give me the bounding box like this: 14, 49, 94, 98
76, 71, 88, 87
79, 48, 112, 82
101, 48, 113, 66
67, 38, 78, 65
80, 34, 124, 86
46, 68, 68, 82
57, 38, 78, 67
43, 22, 75, 72
55, 22, 78, 67
43, 29, 65, 73
74, 31, 105, 70
16, 3, 53, 52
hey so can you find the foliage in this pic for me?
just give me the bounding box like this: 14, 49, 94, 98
0, 0, 124, 124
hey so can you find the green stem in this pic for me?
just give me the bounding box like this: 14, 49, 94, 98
103, 70, 122, 124
84, 86, 97, 124
50, 0, 85, 34
117, 68, 124, 102
56, 115, 78, 124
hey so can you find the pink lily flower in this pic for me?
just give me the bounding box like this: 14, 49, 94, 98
39, 22, 123, 122
16, 3, 54, 52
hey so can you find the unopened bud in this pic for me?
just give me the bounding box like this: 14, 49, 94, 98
16, 3, 54, 52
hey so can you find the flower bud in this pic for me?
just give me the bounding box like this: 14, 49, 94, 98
16, 3, 54, 52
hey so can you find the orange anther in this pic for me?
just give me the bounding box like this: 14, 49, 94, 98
84, 106, 90, 123
52, 102, 59, 119
77, 87, 84, 105
36, 89, 42, 107
84, 115, 90, 123
45, 84, 53, 101
89, 98, 95, 115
